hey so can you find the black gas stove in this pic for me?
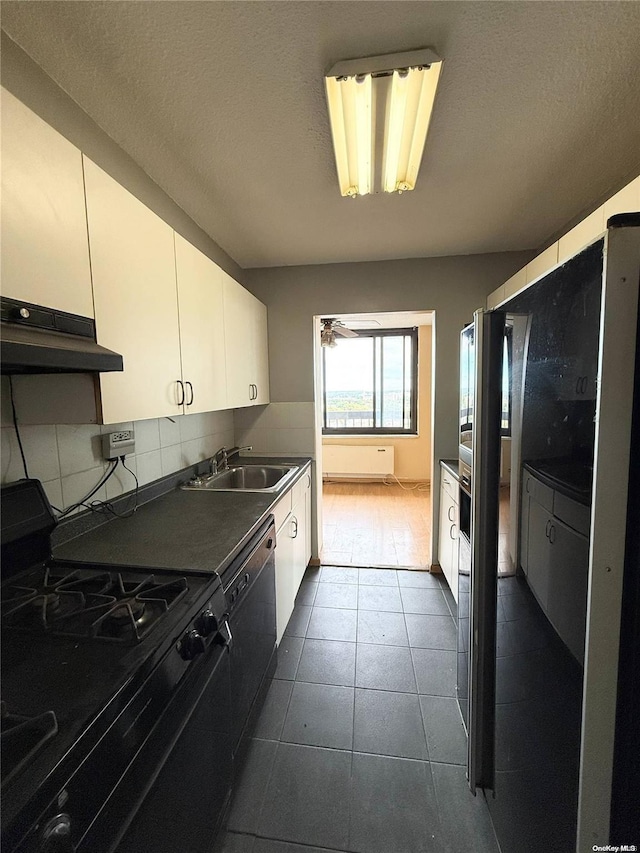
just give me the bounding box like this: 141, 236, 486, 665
1, 479, 277, 853
2, 565, 190, 642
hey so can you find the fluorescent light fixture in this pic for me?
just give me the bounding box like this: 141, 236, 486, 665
324, 48, 442, 197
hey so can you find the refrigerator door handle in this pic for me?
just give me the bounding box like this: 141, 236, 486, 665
467, 307, 504, 795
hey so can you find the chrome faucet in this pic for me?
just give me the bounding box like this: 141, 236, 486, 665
227, 445, 253, 463
209, 447, 228, 476
208, 445, 253, 476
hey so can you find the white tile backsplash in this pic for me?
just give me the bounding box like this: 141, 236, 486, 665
134, 418, 161, 454
263, 427, 315, 454
56, 424, 104, 476
61, 467, 108, 515
179, 412, 206, 443
1, 410, 236, 516
234, 403, 316, 456
159, 416, 181, 448
105, 457, 138, 501
1, 427, 24, 483
20, 425, 60, 481
135, 450, 163, 487
41, 478, 64, 511
160, 444, 183, 476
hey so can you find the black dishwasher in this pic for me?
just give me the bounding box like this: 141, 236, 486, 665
224, 518, 277, 756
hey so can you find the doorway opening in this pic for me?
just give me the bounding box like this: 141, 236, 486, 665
313, 310, 435, 571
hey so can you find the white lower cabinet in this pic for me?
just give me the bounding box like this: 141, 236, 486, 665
438, 465, 459, 602
521, 467, 589, 664
274, 470, 312, 644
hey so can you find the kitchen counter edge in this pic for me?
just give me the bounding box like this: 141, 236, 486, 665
53, 456, 313, 578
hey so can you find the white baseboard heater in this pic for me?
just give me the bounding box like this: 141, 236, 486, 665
322, 445, 395, 478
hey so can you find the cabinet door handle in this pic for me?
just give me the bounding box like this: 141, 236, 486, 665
186, 381, 194, 406
176, 379, 185, 406
291, 517, 298, 538
450, 523, 457, 540
448, 505, 455, 522
549, 524, 556, 544
254, 383, 258, 399
545, 519, 551, 539
443, 477, 450, 485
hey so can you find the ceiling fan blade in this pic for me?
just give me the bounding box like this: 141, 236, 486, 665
334, 326, 359, 338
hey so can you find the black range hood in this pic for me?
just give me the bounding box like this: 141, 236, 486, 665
1, 297, 123, 375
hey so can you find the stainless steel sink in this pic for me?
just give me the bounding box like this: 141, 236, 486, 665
182, 464, 299, 493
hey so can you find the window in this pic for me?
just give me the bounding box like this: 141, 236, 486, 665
322, 328, 418, 434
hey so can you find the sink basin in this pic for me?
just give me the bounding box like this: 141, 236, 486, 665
182, 464, 299, 493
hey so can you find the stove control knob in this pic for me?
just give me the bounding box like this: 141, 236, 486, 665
41, 813, 74, 852
196, 609, 219, 637
177, 630, 206, 660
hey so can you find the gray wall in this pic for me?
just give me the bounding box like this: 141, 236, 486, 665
245, 252, 533, 559
0, 31, 244, 283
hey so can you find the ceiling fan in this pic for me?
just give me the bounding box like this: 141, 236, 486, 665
320, 318, 359, 347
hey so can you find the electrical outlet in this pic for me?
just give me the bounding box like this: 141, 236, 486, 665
102, 429, 136, 460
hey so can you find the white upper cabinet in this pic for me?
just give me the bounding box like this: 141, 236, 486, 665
252, 296, 270, 405
558, 207, 606, 263
174, 234, 227, 414
83, 157, 183, 423
1, 88, 94, 317
222, 272, 270, 408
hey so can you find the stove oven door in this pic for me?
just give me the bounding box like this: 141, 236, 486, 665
93, 638, 232, 853
114, 645, 232, 853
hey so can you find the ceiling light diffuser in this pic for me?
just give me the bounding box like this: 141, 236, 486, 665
324, 48, 443, 197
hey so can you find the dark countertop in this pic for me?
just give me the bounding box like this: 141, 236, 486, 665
54, 456, 312, 576
524, 458, 592, 506
440, 459, 460, 480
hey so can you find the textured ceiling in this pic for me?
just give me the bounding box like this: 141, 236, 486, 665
2, 1, 640, 268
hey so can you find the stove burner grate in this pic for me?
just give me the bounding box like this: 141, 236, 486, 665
2, 569, 189, 643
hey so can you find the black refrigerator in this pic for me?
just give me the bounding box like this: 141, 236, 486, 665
457, 215, 640, 853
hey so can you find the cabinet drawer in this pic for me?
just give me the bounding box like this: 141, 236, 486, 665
553, 492, 590, 537
524, 471, 554, 512
273, 492, 292, 533
440, 467, 459, 504
291, 467, 311, 511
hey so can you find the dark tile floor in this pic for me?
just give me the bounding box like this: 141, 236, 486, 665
218, 566, 499, 853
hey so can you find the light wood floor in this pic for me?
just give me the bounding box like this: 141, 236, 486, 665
321, 481, 432, 569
